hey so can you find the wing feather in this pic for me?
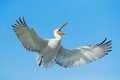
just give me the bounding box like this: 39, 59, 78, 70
55, 38, 112, 68
12, 17, 48, 52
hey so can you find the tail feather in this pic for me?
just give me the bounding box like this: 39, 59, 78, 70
36, 54, 53, 68
40, 61, 53, 68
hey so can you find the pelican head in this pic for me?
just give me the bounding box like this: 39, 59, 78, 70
54, 22, 68, 38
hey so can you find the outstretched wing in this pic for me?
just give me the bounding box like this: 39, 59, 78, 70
12, 17, 48, 53
55, 38, 112, 68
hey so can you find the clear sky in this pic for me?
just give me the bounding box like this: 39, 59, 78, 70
0, 0, 120, 80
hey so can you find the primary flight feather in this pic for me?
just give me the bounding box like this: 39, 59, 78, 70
12, 17, 112, 68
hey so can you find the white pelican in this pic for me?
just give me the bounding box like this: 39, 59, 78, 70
12, 17, 112, 68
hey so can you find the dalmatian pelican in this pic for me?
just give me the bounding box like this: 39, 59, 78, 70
12, 17, 112, 68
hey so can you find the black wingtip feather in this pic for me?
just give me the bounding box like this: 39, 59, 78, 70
16, 19, 21, 24
22, 17, 27, 25
96, 38, 112, 53
19, 17, 23, 24
107, 50, 112, 52
12, 17, 28, 28
102, 40, 112, 46
12, 25, 15, 27
97, 38, 107, 45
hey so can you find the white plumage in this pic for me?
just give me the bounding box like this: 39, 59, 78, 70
12, 17, 112, 68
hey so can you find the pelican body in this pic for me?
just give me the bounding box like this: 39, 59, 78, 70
12, 17, 112, 68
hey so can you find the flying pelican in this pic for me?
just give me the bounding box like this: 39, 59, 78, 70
12, 17, 112, 68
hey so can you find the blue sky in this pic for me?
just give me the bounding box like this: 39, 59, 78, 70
0, 0, 120, 80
